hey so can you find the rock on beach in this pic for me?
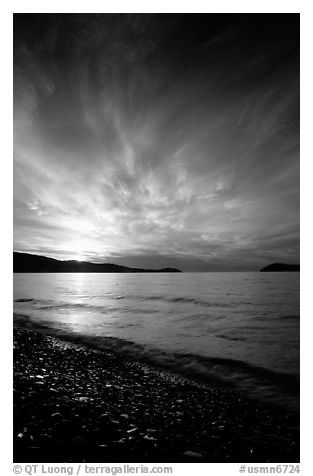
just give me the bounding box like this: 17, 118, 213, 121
13, 326, 299, 463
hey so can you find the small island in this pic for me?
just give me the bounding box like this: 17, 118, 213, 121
260, 263, 300, 272
13, 252, 182, 273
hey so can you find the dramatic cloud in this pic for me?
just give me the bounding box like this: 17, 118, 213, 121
13, 14, 299, 270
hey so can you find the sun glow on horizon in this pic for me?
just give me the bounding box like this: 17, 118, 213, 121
66, 243, 88, 263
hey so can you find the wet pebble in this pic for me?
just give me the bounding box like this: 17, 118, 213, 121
183, 450, 203, 458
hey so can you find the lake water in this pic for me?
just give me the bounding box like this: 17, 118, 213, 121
13, 272, 300, 412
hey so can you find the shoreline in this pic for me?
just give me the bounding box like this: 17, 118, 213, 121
13, 312, 299, 413
14, 325, 299, 463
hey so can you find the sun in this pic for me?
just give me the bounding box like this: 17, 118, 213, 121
64, 239, 95, 262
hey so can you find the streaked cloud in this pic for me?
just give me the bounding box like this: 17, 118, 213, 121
13, 14, 299, 270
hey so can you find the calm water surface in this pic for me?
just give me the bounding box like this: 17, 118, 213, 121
14, 272, 300, 411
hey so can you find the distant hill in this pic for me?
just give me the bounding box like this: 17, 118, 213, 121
13, 252, 182, 273
260, 263, 300, 272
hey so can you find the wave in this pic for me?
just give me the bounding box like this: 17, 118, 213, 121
277, 314, 299, 320
112, 294, 237, 309
14, 295, 232, 314
14, 298, 36, 303
15, 299, 159, 316
13, 312, 299, 412
218, 333, 244, 342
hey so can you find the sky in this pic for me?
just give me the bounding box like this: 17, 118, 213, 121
13, 14, 300, 271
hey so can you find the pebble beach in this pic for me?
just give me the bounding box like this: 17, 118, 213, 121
14, 325, 299, 463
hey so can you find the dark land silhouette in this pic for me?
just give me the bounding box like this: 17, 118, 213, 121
260, 263, 300, 272
13, 252, 182, 273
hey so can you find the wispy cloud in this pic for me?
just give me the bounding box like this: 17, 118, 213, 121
13, 14, 299, 270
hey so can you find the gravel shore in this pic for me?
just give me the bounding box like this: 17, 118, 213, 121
14, 325, 299, 463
